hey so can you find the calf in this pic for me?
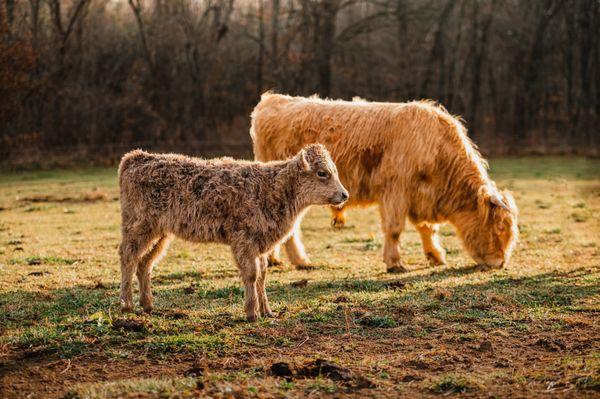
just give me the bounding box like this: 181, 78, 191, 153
118, 144, 348, 321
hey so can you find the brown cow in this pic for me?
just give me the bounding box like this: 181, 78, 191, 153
250, 93, 518, 272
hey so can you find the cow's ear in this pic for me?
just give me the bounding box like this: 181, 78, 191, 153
297, 149, 311, 171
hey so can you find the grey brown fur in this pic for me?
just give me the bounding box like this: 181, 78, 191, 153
118, 144, 348, 321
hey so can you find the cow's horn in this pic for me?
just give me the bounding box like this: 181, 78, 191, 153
490, 194, 509, 211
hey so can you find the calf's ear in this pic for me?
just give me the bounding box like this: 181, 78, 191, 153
297, 149, 311, 171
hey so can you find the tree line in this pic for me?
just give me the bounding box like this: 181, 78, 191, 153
1, 0, 598, 167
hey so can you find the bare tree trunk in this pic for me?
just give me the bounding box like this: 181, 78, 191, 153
467, 0, 496, 135
316, 0, 337, 97
48, 0, 90, 73
4, 0, 14, 26
257, 0, 265, 97
563, 2, 577, 143
270, 0, 279, 75
421, 0, 456, 98
395, 0, 409, 99
446, 0, 467, 109
518, 0, 561, 141
128, 0, 154, 75
29, 0, 41, 47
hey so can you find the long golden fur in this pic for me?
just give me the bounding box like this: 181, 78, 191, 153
118, 144, 348, 320
250, 93, 518, 272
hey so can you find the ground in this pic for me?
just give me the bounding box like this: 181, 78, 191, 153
0, 158, 598, 399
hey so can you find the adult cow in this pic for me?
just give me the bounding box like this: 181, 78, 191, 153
250, 93, 518, 273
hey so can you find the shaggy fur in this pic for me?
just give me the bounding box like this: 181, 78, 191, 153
250, 93, 518, 272
118, 144, 348, 320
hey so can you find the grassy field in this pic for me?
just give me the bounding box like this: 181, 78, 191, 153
0, 158, 598, 398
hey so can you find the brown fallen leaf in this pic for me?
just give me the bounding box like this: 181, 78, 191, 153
270, 362, 293, 379
297, 359, 352, 381
386, 280, 406, 290
28, 271, 49, 276
112, 318, 147, 332
290, 279, 308, 288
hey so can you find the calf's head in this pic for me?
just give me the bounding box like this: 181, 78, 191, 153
459, 187, 519, 268
294, 144, 348, 206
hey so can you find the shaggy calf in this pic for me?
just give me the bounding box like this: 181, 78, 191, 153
118, 144, 348, 321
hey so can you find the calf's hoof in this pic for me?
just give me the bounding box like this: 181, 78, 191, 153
120, 299, 134, 313
246, 313, 260, 322
426, 251, 447, 266
142, 305, 154, 314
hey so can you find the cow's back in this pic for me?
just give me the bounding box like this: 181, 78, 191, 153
250, 93, 469, 206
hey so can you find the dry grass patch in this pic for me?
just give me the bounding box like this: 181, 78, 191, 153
0, 158, 599, 398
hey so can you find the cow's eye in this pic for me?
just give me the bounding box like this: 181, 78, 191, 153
317, 171, 329, 179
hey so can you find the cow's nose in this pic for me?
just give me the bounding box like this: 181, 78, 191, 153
340, 191, 349, 201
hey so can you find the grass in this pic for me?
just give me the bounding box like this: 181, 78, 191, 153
0, 157, 599, 398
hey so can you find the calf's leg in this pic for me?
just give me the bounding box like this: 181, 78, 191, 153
119, 230, 155, 312
414, 222, 446, 266
232, 248, 260, 321
137, 235, 171, 313
256, 255, 273, 317
379, 198, 408, 273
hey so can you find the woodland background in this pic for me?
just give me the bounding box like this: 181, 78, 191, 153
1, 0, 598, 167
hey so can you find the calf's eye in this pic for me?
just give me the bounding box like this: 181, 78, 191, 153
317, 171, 328, 179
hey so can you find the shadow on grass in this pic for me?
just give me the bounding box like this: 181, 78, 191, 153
1, 265, 597, 360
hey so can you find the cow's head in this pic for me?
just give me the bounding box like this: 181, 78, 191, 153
458, 186, 519, 268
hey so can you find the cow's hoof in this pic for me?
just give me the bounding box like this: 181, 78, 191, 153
246, 313, 259, 322
331, 217, 346, 229
293, 256, 314, 270
386, 263, 408, 273
426, 251, 446, 266
267, 256, 283, 266
296, 263, 316, 271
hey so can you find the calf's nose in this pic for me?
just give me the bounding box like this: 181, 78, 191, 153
340, 190, 349, 201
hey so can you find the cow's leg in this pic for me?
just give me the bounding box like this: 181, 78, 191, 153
379, 199, 408, 273
231, 245, 260, 322
256, 255, 273, 317
119, 229, 155, 312
330, 205, 346, 229
267, 244, 283, 266
414, 222, 446, 266
137, 235, 171, 313
284, 214, 312, 268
